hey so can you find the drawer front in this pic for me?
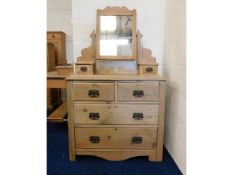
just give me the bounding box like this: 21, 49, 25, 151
73, 83, 114, 101
76, 65, 93, 75
75, 127, 157, 149
74, 104, 159, 125
117, 82, 159, 102
47, 33, 61, 40
141, 66, 158, 74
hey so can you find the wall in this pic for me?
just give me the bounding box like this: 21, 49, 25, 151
47, 0, 73, 63
163, 0, 186, 174
71, 0, 165, 74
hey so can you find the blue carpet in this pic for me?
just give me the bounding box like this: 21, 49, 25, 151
47, 122, 182, 175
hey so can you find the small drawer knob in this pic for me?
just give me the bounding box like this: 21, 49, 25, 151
89, 136, 100, 143
133, 113, 143, 120
88, 90, 99, 97
80, 66, 87, 72
132, 136, 143, 144
89, 113, 99, 120
133, 90, 144, 97
146, 67, 153, 72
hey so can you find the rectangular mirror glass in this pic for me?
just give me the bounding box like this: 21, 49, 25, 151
100, 16, 132, 56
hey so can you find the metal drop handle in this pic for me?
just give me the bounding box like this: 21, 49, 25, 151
88, 90, 99, 97
89, 113, 99, 120
80, 67, 87, 72
133, 113, 143, 120
133, 90, 144, 97
146, 67, 153, 72
89, 136, 100, 143
132, 136, 143, 144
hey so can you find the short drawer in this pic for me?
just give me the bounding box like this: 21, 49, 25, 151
76, 65, 94, 75
73, 82, 114, 101
140, 65, 158, 75
117, 82, 159, 102
74, 103, 159, 125
75, 127, 157, 149
47, 33, 61, 40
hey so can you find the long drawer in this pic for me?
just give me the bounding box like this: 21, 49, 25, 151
75, 127, 157, 149
73, 82, 114, 101
74, 103, 159, 125
117, 82, 159, 102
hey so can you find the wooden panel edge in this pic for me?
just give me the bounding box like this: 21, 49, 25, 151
67, 81, 76, 161
156, 81, 166, 161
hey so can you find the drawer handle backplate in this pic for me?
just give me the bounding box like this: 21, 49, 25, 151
133, 90, 144, 97
88, 90, 99, 97
89, 136, 100, 143
132, 136, 143, 144
80, 66, 87, 72
146, 67, 153, 72
89, 113, 99, 120
133, 113, 143, 120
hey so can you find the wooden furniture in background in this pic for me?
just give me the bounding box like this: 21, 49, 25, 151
47, 31, 67, 110
47, 43, 61, 109
47, 43, 56, 72
56, 65, 73, 76
47, 67, 73, 122
67, 6, 166, 162
47, 89, 61, 110
47, 31, 67, 65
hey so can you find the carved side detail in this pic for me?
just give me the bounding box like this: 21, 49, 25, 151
77, 30, 96, 64
137, 31, 157, 65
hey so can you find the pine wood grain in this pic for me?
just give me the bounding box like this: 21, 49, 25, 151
117, 82, 159, 102
75, 127, 157, 149
74, 103, 159, 125
73, 82, 115, 101
67, 82, 75, 161
156, 81, 166, 161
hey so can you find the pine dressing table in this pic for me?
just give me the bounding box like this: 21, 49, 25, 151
66, 7, 166, 161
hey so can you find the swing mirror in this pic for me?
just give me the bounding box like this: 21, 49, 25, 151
96, 7, 137, 60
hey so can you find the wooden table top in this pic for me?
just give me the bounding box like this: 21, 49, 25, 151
47, 71, 66, 79
66, 74, 166, 81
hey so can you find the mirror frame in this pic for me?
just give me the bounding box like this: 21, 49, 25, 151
96, 7, 137, 60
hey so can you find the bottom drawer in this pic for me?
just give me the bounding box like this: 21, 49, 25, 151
75, 127, 157, 149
